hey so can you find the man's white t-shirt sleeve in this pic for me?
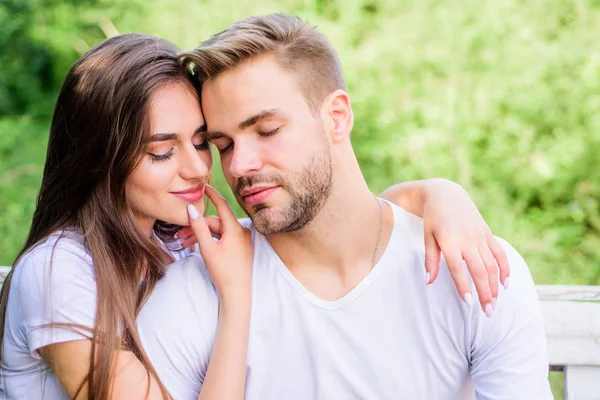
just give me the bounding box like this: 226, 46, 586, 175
137, 254, 218, 400
468, 238, 553, 399
15, 238, 96, 358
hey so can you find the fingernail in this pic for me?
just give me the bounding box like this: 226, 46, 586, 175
463, 293, 473, 306
424, 272, 430, 286
503, 277, 510, 290
187, 204, 200, 220
484, 303, 494, 318
492, 297, 497, 308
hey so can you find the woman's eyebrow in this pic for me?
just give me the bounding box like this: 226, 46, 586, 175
146, 124, 206, 142
145, 133, 178, 143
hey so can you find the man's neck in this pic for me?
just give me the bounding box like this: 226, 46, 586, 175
265, 161, 394, 300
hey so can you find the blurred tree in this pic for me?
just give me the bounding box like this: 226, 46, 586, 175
0, 0, 51, 116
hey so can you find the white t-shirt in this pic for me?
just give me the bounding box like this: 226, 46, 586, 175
0, 229, 190, 400
137, 203, 553, 400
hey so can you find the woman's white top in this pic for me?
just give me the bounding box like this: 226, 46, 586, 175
0, 229, 189, 399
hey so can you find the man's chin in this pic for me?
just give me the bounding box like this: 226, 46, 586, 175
244, 198, 280, 217
249, 208, 286, 235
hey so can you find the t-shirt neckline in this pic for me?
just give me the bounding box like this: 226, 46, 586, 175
258, 198, 399, 311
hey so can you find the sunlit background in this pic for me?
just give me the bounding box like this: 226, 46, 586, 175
2, 1, 600, 396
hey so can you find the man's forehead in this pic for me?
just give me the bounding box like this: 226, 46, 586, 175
205, 56, 279, 88
202, 80, 302, 128
204, 57, 304, 103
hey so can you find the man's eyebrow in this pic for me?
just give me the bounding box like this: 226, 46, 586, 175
205, 131, 226, 141
205, 110, 284, 140
238, 109, 283, 130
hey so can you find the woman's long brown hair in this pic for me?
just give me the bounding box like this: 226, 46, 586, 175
0, 33, 198, 399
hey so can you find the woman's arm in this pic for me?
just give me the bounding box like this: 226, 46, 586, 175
41, 342, 164, 399
198, 293, 251, 400
380, 178, 510, 314
42, 187, 252, 400
42, 288, 249, 400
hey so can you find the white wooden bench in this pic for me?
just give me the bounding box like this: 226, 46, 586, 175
538, 284, 600, 398
0, 266, 598, 398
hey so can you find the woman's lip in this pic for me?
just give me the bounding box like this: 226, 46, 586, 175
172, 183, 205, 195
171, 186, 205, 202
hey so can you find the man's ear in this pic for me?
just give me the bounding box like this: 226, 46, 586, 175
321, 89, 354, 143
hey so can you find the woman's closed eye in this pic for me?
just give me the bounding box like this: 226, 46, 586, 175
193, 139, 210, 151
148, 139, 210, 162
148, 148, 174, 162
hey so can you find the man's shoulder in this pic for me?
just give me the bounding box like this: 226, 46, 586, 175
382, 201, 539, 323
491, 237, 538, 298
385, 200, 426, 244
383, 200, 534, 285
382, 201, 428, 265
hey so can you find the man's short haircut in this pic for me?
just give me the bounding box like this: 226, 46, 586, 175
180, 13, 346, 112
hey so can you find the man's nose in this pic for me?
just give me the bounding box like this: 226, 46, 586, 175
229, 143, 263, 178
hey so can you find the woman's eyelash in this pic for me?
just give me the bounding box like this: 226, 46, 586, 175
148, 141, 208, 162
148, 149, 174, 162
194, 141, 210, 151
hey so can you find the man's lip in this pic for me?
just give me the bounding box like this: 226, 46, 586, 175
243, 187, 279, 205
240, 186, 278, 197
171, 183, 205, 195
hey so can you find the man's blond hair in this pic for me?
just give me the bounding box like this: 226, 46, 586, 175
180, 13, 346, 112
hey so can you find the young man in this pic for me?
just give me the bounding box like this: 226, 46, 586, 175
137, 14, 551, 399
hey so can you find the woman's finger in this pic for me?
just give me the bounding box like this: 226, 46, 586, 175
181, 235, 197, 248
205, 215, 222, 237
488, 234, 511, 289
175, 226, 194, 240
187, 204, 214, 252
444, 251, 474, 307
424, 229, 441, 285
479, 243, 499, 300
463, 248, 494, 317
204, 185, 240, 232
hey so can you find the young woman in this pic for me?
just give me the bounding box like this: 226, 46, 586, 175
0, 34, 508, 399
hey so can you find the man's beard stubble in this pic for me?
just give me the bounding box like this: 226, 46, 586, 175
233, 146, 333, 235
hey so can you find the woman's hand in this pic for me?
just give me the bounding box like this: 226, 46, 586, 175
186, 185, 253, 400
186, 185, 253, 300
380, 179, 509, 316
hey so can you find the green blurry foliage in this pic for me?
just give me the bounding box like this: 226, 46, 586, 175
1, 0, 599, 287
